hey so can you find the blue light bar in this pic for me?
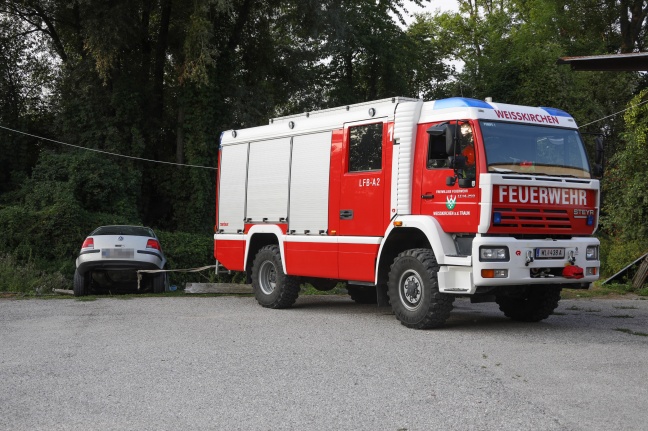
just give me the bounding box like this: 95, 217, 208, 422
434, 98, 494, 110
540, 107, 572, 118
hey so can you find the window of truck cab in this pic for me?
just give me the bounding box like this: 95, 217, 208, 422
479, 121, 591, 178
348, 123, 382, 172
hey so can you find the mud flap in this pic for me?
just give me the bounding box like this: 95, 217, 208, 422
376, 283, 390, 307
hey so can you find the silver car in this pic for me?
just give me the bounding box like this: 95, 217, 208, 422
74, 225, 168, 296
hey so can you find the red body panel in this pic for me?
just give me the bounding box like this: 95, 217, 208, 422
327, 129, 344, 236
214, 149, 223, 259
244, 224, 288, 234
284, 241, 339, 278
412, 121, 481, 233
215, 239, 245, 271
335, 122, 393, 237
339, 243, 380, 281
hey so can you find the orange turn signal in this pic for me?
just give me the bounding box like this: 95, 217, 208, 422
393, 221, 403, 227
481, 269, 495, 278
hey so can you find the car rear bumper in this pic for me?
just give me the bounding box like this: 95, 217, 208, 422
76, 249, 165, 275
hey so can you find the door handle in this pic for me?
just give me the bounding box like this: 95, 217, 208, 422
421, 194, 435, 199
340, 210, 354, 220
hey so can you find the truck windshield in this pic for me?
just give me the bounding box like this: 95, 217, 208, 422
479, 121, 591, 178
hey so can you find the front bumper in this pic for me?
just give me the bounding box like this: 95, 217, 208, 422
437, 236, 600, 294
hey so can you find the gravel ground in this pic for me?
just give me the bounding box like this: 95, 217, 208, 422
0, 294, 647, 431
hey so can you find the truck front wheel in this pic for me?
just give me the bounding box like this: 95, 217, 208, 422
251, 245, 300, 309
495, 286, 562, 322
387, 249, 454, 329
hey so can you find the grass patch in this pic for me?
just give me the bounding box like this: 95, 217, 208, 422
300, 283, 347, 296
615, 328, 648, 337
562, 281, 648, 299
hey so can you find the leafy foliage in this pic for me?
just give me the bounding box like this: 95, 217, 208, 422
0, 254, 68, 294
601, 89, 648, 241
1, 0, 648, 292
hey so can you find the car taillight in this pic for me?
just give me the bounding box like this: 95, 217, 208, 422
146, 239, 161, 250
81, 238, 94, 249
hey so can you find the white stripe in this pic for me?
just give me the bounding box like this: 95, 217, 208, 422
214, 234, 246, 241
284, 236, 382, 245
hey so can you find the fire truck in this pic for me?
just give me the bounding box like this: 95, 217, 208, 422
214, 97, 601, 329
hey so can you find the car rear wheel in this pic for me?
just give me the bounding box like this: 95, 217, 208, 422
73, 269, 90, 297
152, 273, 167, 293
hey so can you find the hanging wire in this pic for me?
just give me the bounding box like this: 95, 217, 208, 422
0, 124, 217, 170
4, 97, 648, 165
579, 99, 648, 128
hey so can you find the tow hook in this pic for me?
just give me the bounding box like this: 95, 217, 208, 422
568, 250, 576, 265
525, 250, 534, 267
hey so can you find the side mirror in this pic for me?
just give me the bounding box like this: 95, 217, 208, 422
445, 124, 459, 155
426, 123, 447, 136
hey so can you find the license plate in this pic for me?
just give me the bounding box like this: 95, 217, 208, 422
102, 248, 134, 259
535, 248, 565, 259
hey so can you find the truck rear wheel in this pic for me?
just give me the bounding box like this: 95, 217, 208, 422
252, 245, 300, 309
495, 286, 562, 322
387, 249, 454, 329
347, 285, 377, 304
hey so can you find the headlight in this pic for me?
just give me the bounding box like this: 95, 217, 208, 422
586, 245, 599, 260
479, 246, 509, 261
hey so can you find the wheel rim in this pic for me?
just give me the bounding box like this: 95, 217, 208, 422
258, 261, 277, 295
399, 269, 423, 311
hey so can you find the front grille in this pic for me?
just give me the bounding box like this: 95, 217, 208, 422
492, 207, 571, 232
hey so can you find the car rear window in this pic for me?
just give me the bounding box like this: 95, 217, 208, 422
91, 226, 154, 237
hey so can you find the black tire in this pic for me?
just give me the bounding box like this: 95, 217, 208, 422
347, 285, 377, 304
387, 249, 454, 329
153, 273, 167, 293
251, 245, 300, 309
73, 269, 90, 297
309, 278, 338, 292
495, 286, 562, 322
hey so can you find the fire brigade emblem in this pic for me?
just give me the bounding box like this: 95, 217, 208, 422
446, 195, 457, 210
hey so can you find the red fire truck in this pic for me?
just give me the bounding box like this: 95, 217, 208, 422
214, 97, 601, 329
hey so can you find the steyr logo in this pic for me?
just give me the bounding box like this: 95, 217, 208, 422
446, 195, 457, 210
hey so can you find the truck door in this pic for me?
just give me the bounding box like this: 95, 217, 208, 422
417, 120, 481, 233
332, 121, 393, 281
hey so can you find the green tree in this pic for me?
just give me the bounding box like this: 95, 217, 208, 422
602, 89, 648, 240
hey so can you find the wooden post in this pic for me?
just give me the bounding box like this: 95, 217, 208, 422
632, 255, 648, 290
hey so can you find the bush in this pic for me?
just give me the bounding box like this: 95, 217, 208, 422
156, 230, 218, 287
599, 235, 648, 279
0, 203, 134, 275
0, 254, 69, 294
